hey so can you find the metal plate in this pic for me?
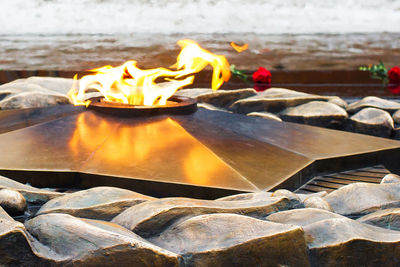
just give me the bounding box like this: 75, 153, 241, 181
0, 106, 399, 198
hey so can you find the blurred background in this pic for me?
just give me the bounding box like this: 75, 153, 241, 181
0, 0, 399, 71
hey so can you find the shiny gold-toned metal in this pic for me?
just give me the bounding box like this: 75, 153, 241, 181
0, 106, 399, 198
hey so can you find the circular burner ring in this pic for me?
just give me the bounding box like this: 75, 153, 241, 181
87, 96, 197, 117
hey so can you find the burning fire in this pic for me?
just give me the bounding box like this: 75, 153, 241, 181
68, 39, 231, 107
230, 42, 248, 53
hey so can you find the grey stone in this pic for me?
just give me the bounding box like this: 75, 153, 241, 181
247, 111, 282, 122
267, 208, 344, 227
0, 189, 27, 216
0, 206, 14, 220
0, 81, 71, 110
304, 217, 400, 266
280, 101, 348, 129
8, 77, 73, 95
37, 186, 155, 221
197, 103, 231, 113
324, 182, 400, 216
81, 217, 150, 238
0, 175, 64, 204
25, 213, 179, 266
174, 88, 213, 98
0, 91, 70, 110
22, 76, 74, 95
381, 173, 400, 184
0, 207, 49, 266
216, 192, 273, 201
297, 191, 328, 203
303, 196, 333, 211
347, 107, 394, 138
393, 109, 400, 124
112, 196, 291, 238
176, 88, 257, 110
196, 88, 257, 108
346, 96, 400, 114
357, 208, 400, 231
229, 88, 345, 114
271, 189, 303, 208
328, 96, 348, 109
149, 213, 310, 267
0, 81, 49, 94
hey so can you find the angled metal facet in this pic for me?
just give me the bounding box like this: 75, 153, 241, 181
0, 106, 399, 198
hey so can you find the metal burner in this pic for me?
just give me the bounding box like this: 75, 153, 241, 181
87, 96, 197, 117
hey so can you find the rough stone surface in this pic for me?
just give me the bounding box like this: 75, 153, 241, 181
328, 97, 348, 109
229, 88, 344, 114
304, 217, 400, 266
324, 182, 400, 216
37, 186, 155, 221
271, 189, 303, 208
357, 208, 400, 231
0, 189, 27, 216
20, 76, 73, 94
149, 213, 310, 267
0, 207, 47, 266
303, 196, 333, 211
25, 213, 179, 266
0, 81, 70, 110
174, 88, 212, 98
280, 101, 348, 129
381, 173, 400, 184
393, 109, 400, 124
197, 103, 231, 113
196, 88, 257, 108
347, 107, 394, 138
346, 96, 400, 114
112, 196, 291, 238
267, 208, 344, 227
247, 111, 282, 121
0, 175, 64, 204
216, 192, 273, 201
7, 77, 74, 94
297, 191, 328, 202
0, 206, 14, 220
0, 91, 70, 110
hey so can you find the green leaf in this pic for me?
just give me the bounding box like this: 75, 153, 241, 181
359, 62, 389, 85
230, 64, 250, 83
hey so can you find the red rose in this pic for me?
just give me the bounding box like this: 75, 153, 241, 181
388, 66, 400, 94
252, 67, 271, 92
389, 66, 400, 84
389, 85, 400, 94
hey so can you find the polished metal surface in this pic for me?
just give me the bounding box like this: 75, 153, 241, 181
0, 106, 399, 198
0, 105, 84, 134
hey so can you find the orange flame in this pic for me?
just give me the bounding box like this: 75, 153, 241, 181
68, 39, 231, 107
230, 42, 248, 53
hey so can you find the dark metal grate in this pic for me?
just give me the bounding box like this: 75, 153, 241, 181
295, 165, 390, 194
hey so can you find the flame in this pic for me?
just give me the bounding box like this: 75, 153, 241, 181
68, 39, 231, 107
230, 42, 248, 53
